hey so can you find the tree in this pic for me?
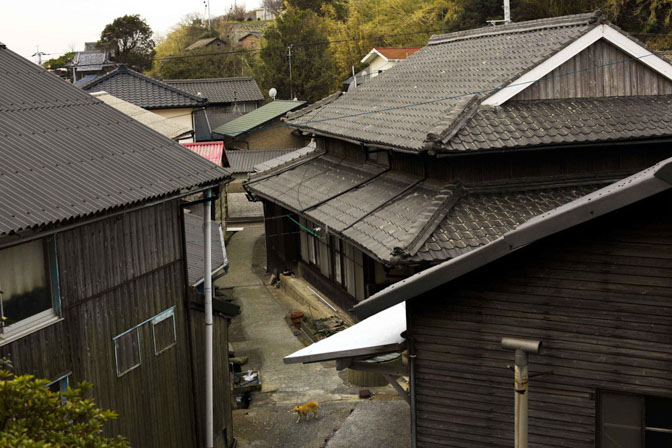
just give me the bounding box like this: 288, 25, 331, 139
257, 6, 339, 101
100, 15, 155, 71
158, 46, 255, 79
42, 52, 74, 70
263, 0, 285, 16
0, 369, 128, 447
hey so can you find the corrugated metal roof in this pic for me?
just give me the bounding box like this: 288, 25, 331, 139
213, 100, 306, 137
165, 78, 264, 104
81, 65, 207, 109
183, 212, 228, 286
182, 142, 225, 166
93, 91, 192, 140
0, 45, 230, 237
225, 148, 298, 174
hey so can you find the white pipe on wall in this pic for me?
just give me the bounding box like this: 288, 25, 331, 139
204, 189, 214, 448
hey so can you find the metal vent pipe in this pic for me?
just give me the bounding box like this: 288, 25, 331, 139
501, 337, 542, 448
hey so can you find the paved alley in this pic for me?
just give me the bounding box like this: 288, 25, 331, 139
216, 223, 410, 448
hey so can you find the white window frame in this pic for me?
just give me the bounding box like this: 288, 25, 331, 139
114, 327, 142, 378
0, 236, 62, 346
152, 308, 177, 356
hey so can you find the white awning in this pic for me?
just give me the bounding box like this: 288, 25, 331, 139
284, 302, 406, 364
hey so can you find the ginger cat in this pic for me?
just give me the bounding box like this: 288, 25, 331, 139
292, 401, 321, 423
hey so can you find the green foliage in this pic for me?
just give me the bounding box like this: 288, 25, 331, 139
42, 52, 74, 70
0, 369, 128, 448
256, 6, 339, 101
100, 14, 155, 72
158, 46, 255, 79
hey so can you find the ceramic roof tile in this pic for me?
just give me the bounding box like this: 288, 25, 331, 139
81, 66, 206, 109
446, 96, 672, 151
165, 77, 263, 104
288, 13, 600, 151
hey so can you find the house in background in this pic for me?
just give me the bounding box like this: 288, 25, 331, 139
0, 42, 235, 447
81, 65, 207, 141
245, 12, 672, 313
66, 46, 116, 83
212, 100, 308, 150
181, 141, 230, 225
185, 37, 228, 52
92, 91, 193, 141
238, 32, 261, 50
344, 46, 421, 90
165, 77, 264, 141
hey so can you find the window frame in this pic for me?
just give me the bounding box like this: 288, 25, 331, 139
0, 236, 62, 345
152, 308, 177, 356
114, 327, 142, 378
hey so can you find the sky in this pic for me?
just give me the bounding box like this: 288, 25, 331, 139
1, 0, 259, 63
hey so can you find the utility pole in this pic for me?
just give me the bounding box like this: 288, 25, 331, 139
288, 44, 294, 99
32, 46, 46, 65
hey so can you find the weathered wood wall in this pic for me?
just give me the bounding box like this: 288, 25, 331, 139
188, 292, 234, 448
408, 192, 672, 447
513, 39, 672, 101
1, 200, 204, 448
263, 201, 299, 275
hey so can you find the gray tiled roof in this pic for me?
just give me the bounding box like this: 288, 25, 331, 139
249, 156, 385, 212
287, 13, 601, 152
246, 154, 610, 264
253, 143, 318, 173
410, 184, 603, 262
81, 66, 206, 109
226, 149, 300, 174
183, 213, 228, 286
444, 96, 672, 152
165, 78, 264, 104
68, 50, 115, 73
0, 45, 229, 236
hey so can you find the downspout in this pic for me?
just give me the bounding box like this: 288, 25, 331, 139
204, 189, 214, 448
408, 335, 417, 448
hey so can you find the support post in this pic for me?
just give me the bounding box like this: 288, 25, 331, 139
204, 189, 214, 448
502, 337, 541, 448
504, 0, 511, 23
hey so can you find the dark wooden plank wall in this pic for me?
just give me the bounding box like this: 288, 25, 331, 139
408, 193, 672, 448
263, 201, 299, 274
513, 39, 672, 101
428, 144, 672, 185
57, 200, 198, 448
188, 298, 233, 448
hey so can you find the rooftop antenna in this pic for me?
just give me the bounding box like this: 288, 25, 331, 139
487, 0, 511, 25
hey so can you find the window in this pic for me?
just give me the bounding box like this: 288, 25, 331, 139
0, 237, 60, 343
600, 391, 672, 447
152, 309, 176, 355
114, 328, 141, 377
113, 307, 176, 377
331, 236, 343, 286
47, 371, 71, 404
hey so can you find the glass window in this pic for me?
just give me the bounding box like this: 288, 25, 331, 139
152, 310, 176, 355
114, 328, 141, 377
331, 236, 343, 285
0, 238, 59, 339
600, 391, 672, 448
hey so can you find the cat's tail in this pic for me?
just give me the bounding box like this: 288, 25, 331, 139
317, 403, 321, 408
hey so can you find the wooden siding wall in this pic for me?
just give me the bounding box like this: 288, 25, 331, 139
408, 193, 672, 448
513, 39, 672, 101
2, 201, 200, 448
324, 137, 367, 163
188, 292, 233, 448
263, 201, 298, 274
428, 144, 672, 185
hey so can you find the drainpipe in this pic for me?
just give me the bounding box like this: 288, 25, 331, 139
501, 337, 542, 448
408, 335, 417, 448
204, 189, 214, 448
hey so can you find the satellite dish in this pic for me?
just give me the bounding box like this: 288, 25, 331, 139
269, 88, 277, 100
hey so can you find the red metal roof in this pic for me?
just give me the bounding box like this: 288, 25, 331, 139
375, 47, 422, 60
181, 141, 226, 167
